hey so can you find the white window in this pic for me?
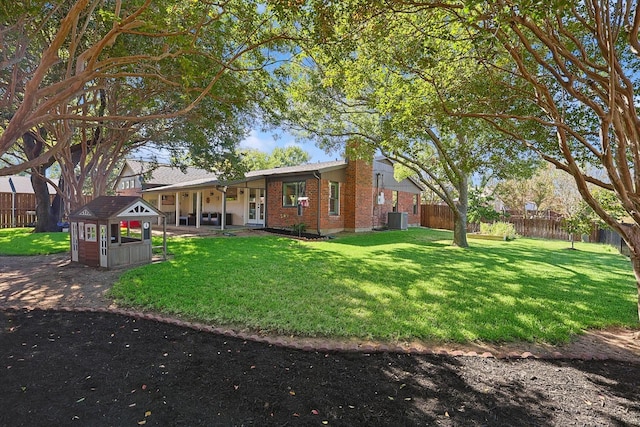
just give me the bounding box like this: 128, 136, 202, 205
329, 182, 340, 215
85, 224, 97, 242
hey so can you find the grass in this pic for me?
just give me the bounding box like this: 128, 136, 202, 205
109, 228, 638, 344
0, 228, 70, 255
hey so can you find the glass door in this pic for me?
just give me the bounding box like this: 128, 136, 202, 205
248, 188, 265, 225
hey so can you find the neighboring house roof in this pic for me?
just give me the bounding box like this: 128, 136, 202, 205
70, 196, 163, 220
0, 175, 56, 194
120, 160, 214, 186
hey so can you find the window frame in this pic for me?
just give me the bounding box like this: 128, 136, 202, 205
282, 181, 306, 207
329, 181, 340, 215
85, 224, 97, 242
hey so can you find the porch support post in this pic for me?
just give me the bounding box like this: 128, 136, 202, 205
175, 191, 180, 226
162, 215, 167, 260
196, 191, 201, 228
157, 194, 162, 226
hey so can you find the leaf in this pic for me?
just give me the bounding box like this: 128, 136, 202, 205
138, 421, 146, 425
289, 390, 296, 396
311, 409, 319, 415
145, 411, 151, 417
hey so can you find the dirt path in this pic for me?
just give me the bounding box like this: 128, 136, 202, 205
1, 253, 639, 362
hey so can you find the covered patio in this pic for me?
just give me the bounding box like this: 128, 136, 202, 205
141, 176, 266, 230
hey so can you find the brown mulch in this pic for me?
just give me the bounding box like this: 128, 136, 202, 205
1, 252, 640, 425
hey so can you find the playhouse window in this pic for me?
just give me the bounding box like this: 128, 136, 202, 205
282, 181, 305, 206
85, 224, 97, 242
329, 182, 340, 215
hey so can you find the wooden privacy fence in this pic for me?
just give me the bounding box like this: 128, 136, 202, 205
0, 193, 38, 228
0, 193, 92, 228
420, 204, 598, 242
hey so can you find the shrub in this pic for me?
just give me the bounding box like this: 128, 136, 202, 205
480, 221, 517, 240
291, 222, 307, 234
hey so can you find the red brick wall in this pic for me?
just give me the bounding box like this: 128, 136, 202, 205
371, 189, 421, 228
266, 177, 320, 232
318, 179, 345, 233
264, 161, 420, 234
344, 158, 374, 231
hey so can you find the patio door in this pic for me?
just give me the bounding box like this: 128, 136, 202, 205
248, 188, 265, 225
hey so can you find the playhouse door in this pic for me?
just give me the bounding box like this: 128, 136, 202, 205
99, 224, 108, 267
71, 222, 78, 262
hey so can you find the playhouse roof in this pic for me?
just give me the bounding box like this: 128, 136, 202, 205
69, 196, 163, 220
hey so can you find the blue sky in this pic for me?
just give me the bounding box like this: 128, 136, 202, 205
239, 129, 341, 163
136, 129, 342, 165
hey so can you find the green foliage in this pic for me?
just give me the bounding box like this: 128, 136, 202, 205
240, 146, 311, 171
467, 187, 500, 224
110, 228, 636, 344
479, 222, 517, 240
291, 222, 307, 233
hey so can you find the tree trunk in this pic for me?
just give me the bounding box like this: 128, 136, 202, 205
30, 172, 58, 232
631, 255, 640, 323
452, 212, 469, 248
452, 177, 469, 248
617, 224, 640, 322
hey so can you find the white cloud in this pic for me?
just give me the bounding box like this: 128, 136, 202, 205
239, 130, 277, 152
240, 129, 339, 162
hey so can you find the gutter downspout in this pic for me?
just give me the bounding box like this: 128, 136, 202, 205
314, 172, 321, 236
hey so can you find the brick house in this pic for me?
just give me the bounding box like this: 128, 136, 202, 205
143, 156, 422, 234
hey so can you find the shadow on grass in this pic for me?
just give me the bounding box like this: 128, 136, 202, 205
111, 229, 636, 344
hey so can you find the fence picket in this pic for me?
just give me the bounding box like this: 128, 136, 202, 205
0, 193, 91, 228
420, 203, 611, 248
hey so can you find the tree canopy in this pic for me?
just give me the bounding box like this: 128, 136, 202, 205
0, 0, 290, 175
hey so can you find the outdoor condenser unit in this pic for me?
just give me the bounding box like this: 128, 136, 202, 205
387, 212, 408, 230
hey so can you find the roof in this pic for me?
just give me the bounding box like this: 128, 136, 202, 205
70, 196, 163, 220
0, 175, 56, 194
121, 160, 214, 185
144, 160, 349, 193
245, 160, 347, 178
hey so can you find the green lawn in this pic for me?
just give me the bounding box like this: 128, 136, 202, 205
0, 228, 70, 255
109, 228, 638, 344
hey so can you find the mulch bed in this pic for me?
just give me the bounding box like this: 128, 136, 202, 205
259, 227, 327, 240
1, 308, 639, 426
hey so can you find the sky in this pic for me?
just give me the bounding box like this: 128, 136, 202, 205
238, 129, 342, 163
135, 128, 342, 166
